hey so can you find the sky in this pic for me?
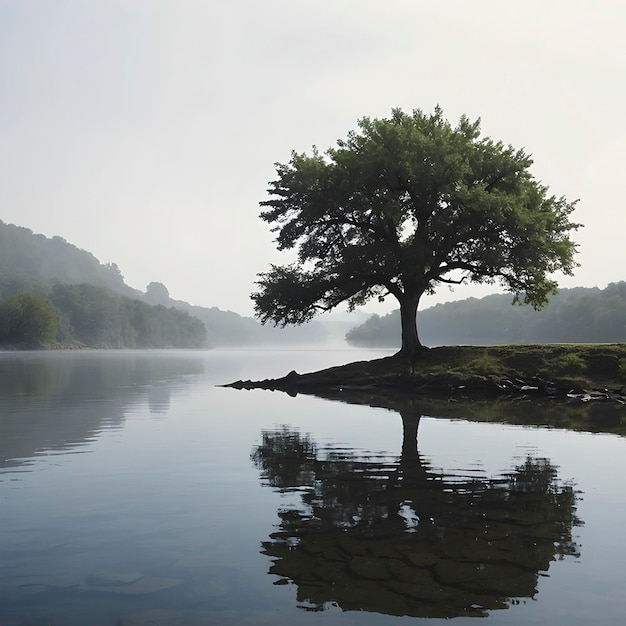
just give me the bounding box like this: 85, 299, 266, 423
1, 0, 625, 317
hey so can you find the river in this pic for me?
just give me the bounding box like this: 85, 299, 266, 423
1, 348, 625, 625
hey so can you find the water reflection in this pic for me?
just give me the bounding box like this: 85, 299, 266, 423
243, 377, 626, 438
252, 411, 582, 618
0, 352, 203, 471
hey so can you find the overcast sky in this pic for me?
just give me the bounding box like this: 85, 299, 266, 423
1, 1, 625, 316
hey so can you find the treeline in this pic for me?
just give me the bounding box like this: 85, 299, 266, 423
0, 284, 206, 348
346, 282, 626, 347
0, 220, 330, 347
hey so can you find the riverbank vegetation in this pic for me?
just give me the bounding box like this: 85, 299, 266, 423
0, 286, 206, 349
0, 219, 332, 348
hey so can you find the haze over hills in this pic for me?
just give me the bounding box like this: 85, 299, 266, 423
0, 220, 345, 347
0, 220, 140, 299
347, 283, 626, 348
2, 219, 623, 350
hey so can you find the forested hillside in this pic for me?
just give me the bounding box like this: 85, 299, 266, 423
0, 220, 141, 299
346, 283, 626, 347
0, 220, 326, 348
0, 221, 206, 348
0, 285, 206, 348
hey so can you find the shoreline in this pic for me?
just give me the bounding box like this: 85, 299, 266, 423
225, 344, 626, 403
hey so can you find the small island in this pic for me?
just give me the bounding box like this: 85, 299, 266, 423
226, 343, 626, 403
229, 108, 625, 408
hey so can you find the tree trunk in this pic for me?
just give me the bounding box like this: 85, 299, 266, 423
400, 412, 421, 466
397, 290, 425, 357
398, 411, 429, 485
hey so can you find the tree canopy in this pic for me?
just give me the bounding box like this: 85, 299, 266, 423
252, 107, 580, 355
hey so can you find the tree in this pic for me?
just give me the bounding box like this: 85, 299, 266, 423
0, 293, 59, 345
145, 281, 171, 306
252, 107, 580, 355
49, 283, 207, 348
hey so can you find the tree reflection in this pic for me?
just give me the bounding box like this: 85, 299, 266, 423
252, 413, 581, 618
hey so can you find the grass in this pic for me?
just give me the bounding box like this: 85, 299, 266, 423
229, 344, 626, 396
402, 344, 626, 390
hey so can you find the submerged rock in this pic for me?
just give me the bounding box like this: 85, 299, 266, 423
80, 573, 183, 595
119, 609, 184, 626
85, 571, 143, 586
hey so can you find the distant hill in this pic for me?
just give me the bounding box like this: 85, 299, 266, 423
346, 283, 626, 347
0, 220, 142, 299
0, 220, 330, 347
143, 281, 329, 347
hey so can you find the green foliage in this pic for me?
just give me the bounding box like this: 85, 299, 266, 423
0, 218, 332, 348
0, 293, 59, 345
0, 220, 140, 299
553, 353, 585, 373
468, 352, 504, 377
253, 107, 580, 354
49, 284, 207, 348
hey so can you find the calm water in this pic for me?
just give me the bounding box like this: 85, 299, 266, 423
1, 349, 625, 625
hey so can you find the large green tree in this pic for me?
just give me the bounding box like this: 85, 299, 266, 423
252, 107, 580, 355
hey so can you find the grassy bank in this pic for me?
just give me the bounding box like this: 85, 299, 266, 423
387, 344, 626, 394
229, 344, 626, 398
